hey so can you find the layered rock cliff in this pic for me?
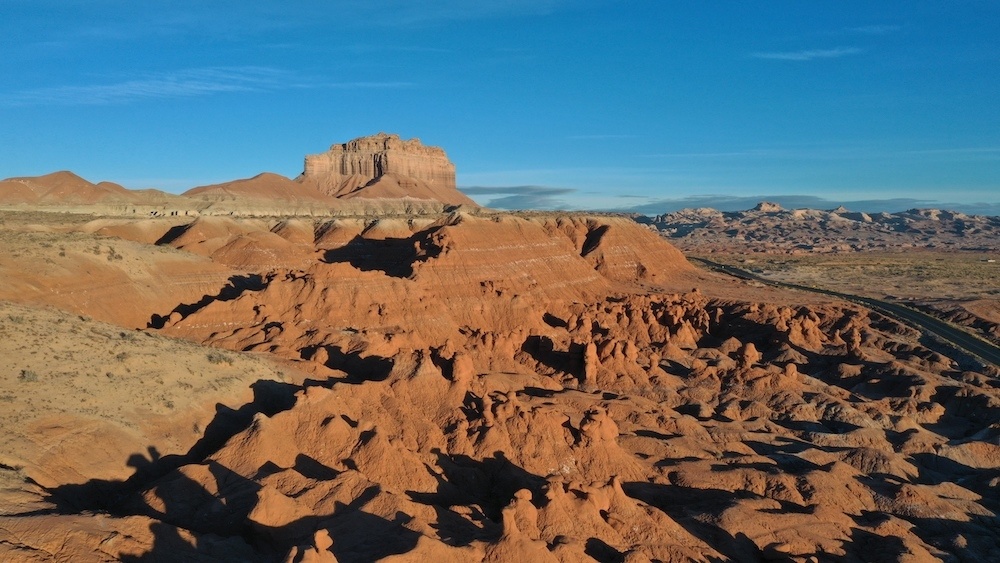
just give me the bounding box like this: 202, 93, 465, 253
300, 133, 476, 206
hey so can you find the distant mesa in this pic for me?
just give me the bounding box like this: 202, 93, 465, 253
185, 133, 477, 208
299, 132, 477, 206
0, 133, 479, 212
753, 201, 783, 213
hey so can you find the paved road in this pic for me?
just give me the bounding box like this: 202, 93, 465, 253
691, 257, 1000, 368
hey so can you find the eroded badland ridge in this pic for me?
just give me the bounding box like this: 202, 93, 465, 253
1, 139, 999, 562
652, 202, 1000, 254
653, 202, 1000, 349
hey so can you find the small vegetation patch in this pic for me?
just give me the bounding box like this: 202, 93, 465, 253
206, 350, 232, 365
18, 369, 38, 382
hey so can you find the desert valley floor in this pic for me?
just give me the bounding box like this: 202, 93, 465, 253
1, 137, 999, 562
0, 204, 998, 563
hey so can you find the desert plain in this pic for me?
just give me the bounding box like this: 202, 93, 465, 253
0, 135, 998, 562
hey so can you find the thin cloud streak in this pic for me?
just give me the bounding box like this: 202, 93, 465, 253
848, 24, 901, 35
358, 0, 576, 26
751, 47, 862, 61
567, 134, 636, 140
904, 147, 1000, 155
461, 185, 576, 210
642, 147, 878, 160
645, 145, 1000, 161
1, 67, 290, 106
323, 81, 416, 89
0, 67, 413, 107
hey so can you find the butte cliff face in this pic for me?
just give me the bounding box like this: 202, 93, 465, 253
300, 133, 476, 206
0, 133, 478, 214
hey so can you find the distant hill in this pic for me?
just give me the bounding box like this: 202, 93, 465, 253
184, 172, 337, 204
0, 134, 483, 214
0, 171, 177, 206
650, 201, 1000, 253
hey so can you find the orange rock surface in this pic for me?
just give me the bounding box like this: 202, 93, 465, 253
300, 133, 474, 206
0, 170, 998, 561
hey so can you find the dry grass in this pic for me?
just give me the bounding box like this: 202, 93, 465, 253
700, 251, 1000, 301
0, 300, 305, 498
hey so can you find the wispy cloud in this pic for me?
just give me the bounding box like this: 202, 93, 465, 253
362, 0, 576, 26
848, 24, 900, 35
751, 47, 862, 61
1, 66, 291, 106
903, 147, 1000, 156
567, 134, 636, 140
339, 44, 453, 55
461, 185, 577, 209
642, 146, 877, 160
0, 67, 414, 107
644, 145, 1000, 161
323, 81, 416, 89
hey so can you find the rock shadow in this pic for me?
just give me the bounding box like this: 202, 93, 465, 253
148, 273, 269, 329
622, 481, 762, 563
520, 335, 584, 378
300, 345, 394, 383
29, 372, 430, 560
922, 385, 1000, 440
580, 224, 610, 257
585, 537, 625, 562
41, 378, 300, 514
410, 450, 546, 525
321, 230, 443, 279
849, 456, 1000, 561
152, 223, 191, 246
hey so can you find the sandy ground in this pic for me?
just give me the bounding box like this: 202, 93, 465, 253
701, 251, 1000, 346
0, 209, 998, 562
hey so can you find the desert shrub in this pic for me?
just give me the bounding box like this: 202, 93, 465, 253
18, 369, 38, 382
206, 351, 232, 365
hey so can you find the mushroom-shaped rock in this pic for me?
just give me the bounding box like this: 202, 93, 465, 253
483, 498, 559, 563
582, 342, 600, 384
451, 351, 475, 388
283, 530, 338, 563
738, 342, 761, 369
579, 408, 620, 443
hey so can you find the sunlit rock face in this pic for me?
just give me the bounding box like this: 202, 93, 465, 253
301, 133, 475, 206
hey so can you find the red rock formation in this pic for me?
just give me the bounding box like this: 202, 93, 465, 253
0, 171, 177, 205
185, 172, 336, 204
300, 133, 476, 206
3, 208, 1000, 562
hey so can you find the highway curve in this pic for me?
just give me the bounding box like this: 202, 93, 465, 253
691, 257, 1000, 368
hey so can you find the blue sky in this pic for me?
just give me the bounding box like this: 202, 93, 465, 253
2, 1, 998, 214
